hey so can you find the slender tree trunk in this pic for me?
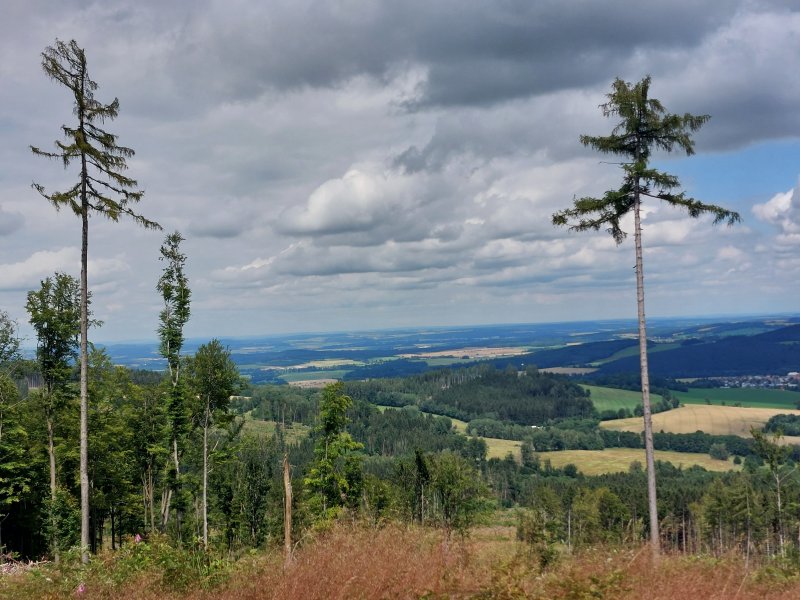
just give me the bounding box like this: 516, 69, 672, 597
148, 466, 155, 533
633, 193, 660, 558
47, 411, 60, 563
79, 173, 90, 565
76, 57, 91, 564
283, 453, 293, 565
202, 405, 209, 549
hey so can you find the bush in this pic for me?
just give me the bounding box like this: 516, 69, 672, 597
709, 443, 729, 461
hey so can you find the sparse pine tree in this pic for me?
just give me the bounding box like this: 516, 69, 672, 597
553, 76, 739, 556
31, 39, 161, 562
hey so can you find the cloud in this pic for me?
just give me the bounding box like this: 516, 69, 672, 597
753, 181, 800, 241
1, 0, 799, 340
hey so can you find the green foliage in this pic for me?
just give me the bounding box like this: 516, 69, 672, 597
553, 76, 739, 243
427, 450, 492, 534
43, 488, 80, 554
186, 339, 240, 427
517, 506, 560, 569
305, 383, 364, 518
26, 272, 81, 395
0, 374, 32, 518
0, 310, 21, 370
158, 231, 191, 379
348, 365, 592, 426
765, 414, 800, 436
709, 443, 730, 461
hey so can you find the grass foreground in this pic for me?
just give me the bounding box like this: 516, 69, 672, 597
4, 524, 800, 599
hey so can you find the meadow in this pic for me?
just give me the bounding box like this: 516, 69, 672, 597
583, 384, 663, 412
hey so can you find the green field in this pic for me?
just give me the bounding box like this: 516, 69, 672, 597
583, 385, 663, 412
676, 387, 800, 409
537, 447, 740, 476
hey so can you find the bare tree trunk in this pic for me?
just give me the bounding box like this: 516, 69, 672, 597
47, 412, 59, 563
202, 405, 209, 549
283, 453, 292, 565
633, 194, 660, 559
79, 187, 90, 564
161, 486, 172, 529
148, 466, 155, 533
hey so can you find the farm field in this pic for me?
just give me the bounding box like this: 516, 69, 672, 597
583, 385, 663, 412
484, 437, 522, 461
600, 404, 800, 437
675, 387, 800, 409
537, 447, 739, 475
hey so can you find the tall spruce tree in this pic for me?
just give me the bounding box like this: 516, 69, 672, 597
552, 76, 740, 556
157, 231, 191, 533
31, 39, 161, 562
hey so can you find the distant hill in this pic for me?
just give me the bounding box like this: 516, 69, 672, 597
598, 324, 800, 378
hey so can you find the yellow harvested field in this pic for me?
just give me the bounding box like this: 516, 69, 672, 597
398, 346, 529, 359
600, 404, 800, 437
538, 448, 739, 476
484, 437, 522, 461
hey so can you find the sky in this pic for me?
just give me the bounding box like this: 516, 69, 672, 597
1, 0, 799, 343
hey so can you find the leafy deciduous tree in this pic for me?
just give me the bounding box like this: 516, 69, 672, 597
157, 231, 191, 532
185, 339, 239, 548
305, 383, 364, 519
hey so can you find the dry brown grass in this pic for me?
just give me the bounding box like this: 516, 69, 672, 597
8, 524, 800, 599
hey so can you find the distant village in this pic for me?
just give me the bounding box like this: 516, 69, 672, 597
703, 372, 800, 391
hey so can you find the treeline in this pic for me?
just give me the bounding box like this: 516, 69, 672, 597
764, 414, 800, 436
345, 364, 592, 425
466, 416, 757, 457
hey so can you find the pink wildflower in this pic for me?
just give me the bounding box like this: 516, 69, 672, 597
134, 533, 142, 543
76, 582, 86, 595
